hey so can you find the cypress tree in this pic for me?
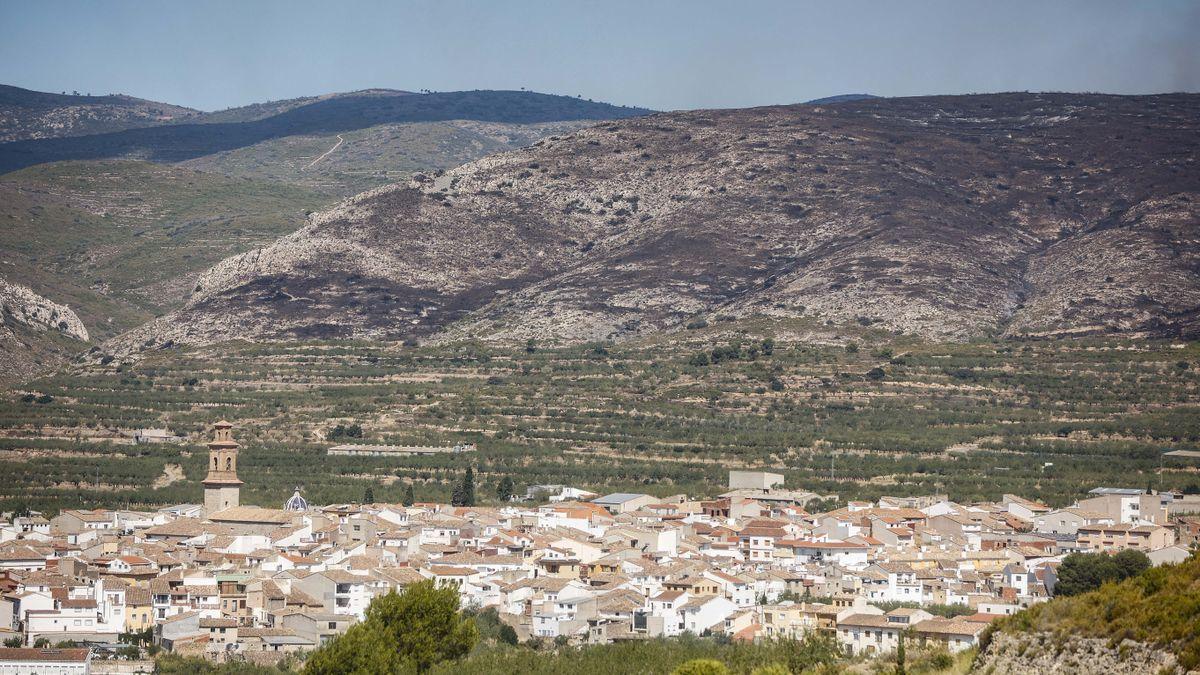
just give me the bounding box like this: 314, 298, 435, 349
454, 467, 476, 507
496, 476, 515, 502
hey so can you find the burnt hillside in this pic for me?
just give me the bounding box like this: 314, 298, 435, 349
113, 92, 1200, 352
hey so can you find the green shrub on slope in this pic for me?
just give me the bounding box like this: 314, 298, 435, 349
994, 552, 1200, 669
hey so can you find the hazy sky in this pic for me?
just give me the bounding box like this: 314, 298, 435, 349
2, 0, 1198, 112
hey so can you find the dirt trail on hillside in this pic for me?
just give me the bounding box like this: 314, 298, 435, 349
304, 134, 344, 169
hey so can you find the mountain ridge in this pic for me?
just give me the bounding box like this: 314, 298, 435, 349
0, 89, 653, 173
107, 92, 1200, 355
0, 84, 198, 143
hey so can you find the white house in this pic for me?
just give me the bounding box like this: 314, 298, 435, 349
679, 595, 737, 635
0, 647, 91, 674
838, 608, 933, 656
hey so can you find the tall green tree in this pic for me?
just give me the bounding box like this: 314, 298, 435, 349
1054, 552, 1121, 596
496, 476, 515, 503
403, 484, 415, 507
302, 620, 401, 674
363, 486, 375, 504
1113, 549, 1151, 579
304, 580, 476, 674
453, 468, 476, 507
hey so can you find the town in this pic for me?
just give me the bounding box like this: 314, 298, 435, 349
0, 422, 1195, 672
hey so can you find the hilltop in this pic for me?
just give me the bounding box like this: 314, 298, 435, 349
0, 84, 197, 142
804, 93, 881, 104
0, 89, 653, 174
183, 89, 413, 125
113, 92, 1200, 353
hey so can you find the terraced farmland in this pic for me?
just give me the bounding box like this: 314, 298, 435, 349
2, 322, 1197, 514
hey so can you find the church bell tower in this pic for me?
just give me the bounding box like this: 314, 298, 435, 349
203, 420, 243, 517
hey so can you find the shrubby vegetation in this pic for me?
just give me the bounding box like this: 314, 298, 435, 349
1051, 549, 1151, 596
327, 423, 364, 439
155, 654, 294, 674
872, 601, 976, 618
426, 633, 841, 675
994, 552, 1200, 669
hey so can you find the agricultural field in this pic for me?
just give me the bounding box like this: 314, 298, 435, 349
1, 320, 1197, 515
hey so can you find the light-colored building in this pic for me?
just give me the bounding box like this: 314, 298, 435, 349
729, 471, 784, 491
0, 648, 91, 674
134, 428, 183, 444
591, 493, 657, 515
1034, 508, 1113, 536
1076, 523, 1175, 552
838, 608, 933, 656
911, 618, 988, 653
1078, 489, 1168, 526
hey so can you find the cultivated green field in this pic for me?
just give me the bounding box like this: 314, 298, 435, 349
2, 322, 1197, 514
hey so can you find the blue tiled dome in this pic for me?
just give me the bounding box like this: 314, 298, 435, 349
284, 488, 308, 512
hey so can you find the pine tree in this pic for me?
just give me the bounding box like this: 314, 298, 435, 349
402, 484, 415, 507
304, 581, 476, 674
895, 632, 906, 675
363, 486, 375, 504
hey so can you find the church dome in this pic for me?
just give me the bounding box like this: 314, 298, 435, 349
284, 488, 309, 512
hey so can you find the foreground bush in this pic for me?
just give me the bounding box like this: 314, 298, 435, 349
304, 580, 477, 673
155, 654, 294, 674
426, 634, 840, 675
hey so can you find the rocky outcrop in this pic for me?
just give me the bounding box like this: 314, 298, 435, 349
110, 92, 1200, 353
973, 631, 1184, 674
0, 278, 89, 341
0, 277, 89, 383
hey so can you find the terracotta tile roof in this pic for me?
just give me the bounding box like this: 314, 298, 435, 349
0, 648, 89, 662
912, 618, 988, 636
208, 507, 295, 525
426, 565, 475, 577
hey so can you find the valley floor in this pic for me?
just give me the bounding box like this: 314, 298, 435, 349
0, 322, 1197, 512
